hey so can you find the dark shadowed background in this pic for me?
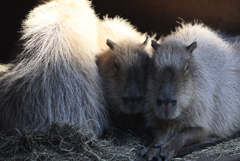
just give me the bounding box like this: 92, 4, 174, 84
1, 0, 240, 63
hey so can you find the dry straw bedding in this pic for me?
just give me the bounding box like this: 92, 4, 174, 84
0, 123, 144, 161
1, 123, 240, 161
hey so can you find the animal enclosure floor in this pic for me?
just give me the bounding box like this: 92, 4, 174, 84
1, 124, 240, 161
174, 154, 240, 161
173, 132, 240, 161
196, 155, 240, 161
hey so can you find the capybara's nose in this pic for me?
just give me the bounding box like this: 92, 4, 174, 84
122, 91, 143, 103
157, 99, 177, 107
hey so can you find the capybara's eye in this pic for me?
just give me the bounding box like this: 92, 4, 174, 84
184, 63, 189, 74
114, 62, 119, 71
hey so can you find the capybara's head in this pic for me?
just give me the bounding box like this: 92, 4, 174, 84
146, 39, 197, 120
97, 36, 151, 115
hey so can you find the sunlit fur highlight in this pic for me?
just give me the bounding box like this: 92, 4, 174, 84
98, 16, 153, 54
0, 0, 109, 136
0, 64, 12, 74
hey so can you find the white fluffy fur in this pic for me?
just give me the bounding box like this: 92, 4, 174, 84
0, 0, 109, 136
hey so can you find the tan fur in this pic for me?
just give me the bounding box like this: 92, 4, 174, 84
97, 16, 154, 140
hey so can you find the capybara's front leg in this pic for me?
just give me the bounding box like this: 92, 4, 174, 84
158, 127, 208, 160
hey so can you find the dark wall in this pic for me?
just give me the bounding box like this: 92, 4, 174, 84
1, 0, 240, 63
1, 0, 38, 63
93, 0, 240, 35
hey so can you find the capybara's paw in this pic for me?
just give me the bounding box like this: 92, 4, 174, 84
140, 144, 162, 161
159, 140, 181, 161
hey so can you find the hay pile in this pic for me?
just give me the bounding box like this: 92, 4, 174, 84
173, 137, 240, 161
2, 123, 240, 161
0, 123, 144, 161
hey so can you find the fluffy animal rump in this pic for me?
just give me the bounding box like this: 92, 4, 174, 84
142, 22, 240, 160
0, 0, 109, 136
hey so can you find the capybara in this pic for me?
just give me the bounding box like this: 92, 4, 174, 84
141, 22, 240, 160
0, 0, 110, 136
97, 16, 153, 138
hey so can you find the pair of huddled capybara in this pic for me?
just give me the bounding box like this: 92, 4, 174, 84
1, 0, 240, 160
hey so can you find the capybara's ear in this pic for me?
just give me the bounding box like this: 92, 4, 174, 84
186, 41, 197, 53
106, 39, 117, 50
151, 40, 160, 51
